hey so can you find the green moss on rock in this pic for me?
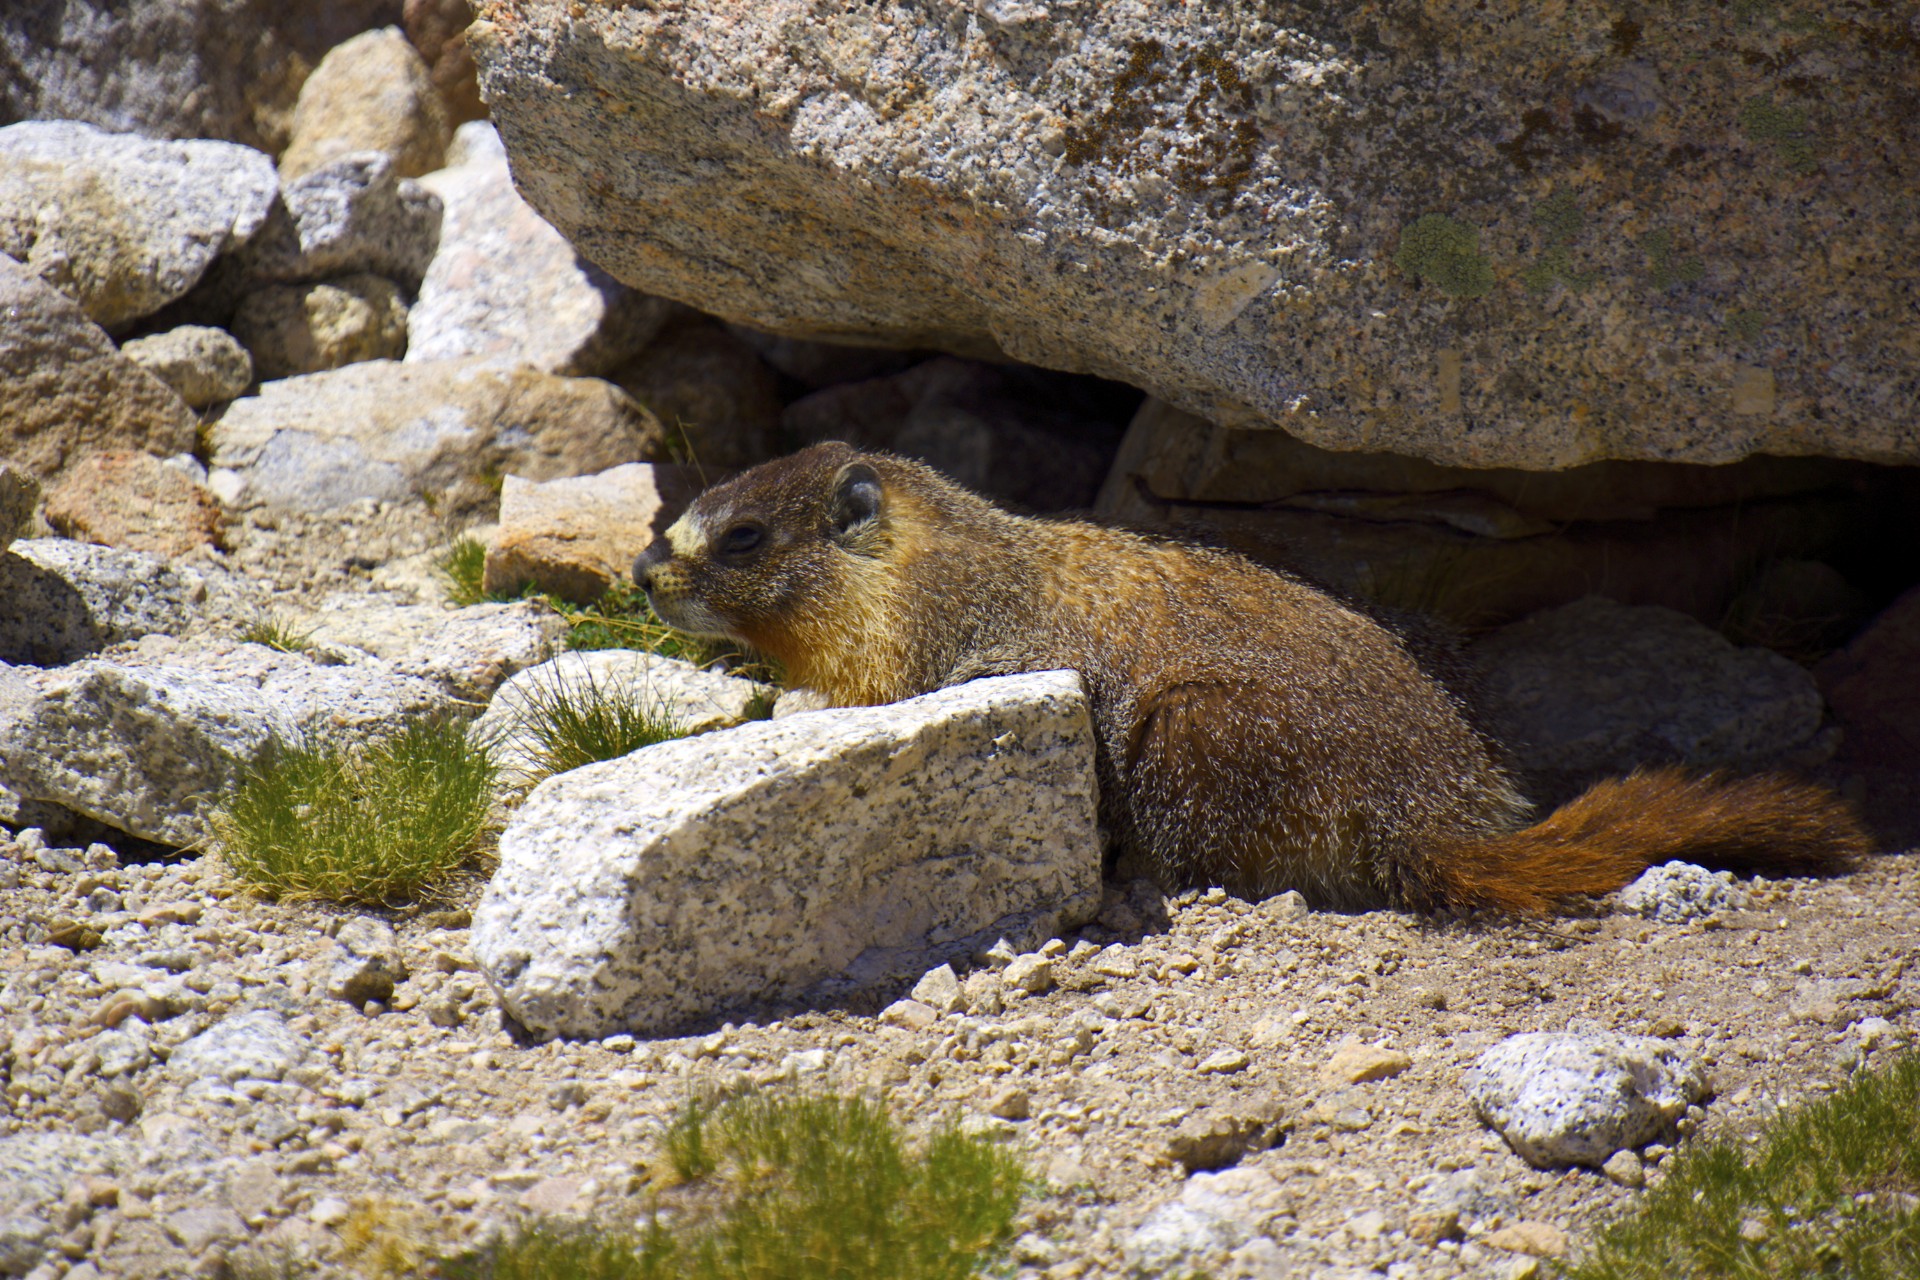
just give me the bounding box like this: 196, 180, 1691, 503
1394, 214, 1494, 298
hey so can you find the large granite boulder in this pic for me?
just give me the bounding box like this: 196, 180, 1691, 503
473, 670, 1102, 1039
0, 0, 402, 154
0, 122, 279, 330
469, 0, 1917, 469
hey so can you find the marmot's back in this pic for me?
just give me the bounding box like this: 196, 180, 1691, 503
635, 443, 1867, 911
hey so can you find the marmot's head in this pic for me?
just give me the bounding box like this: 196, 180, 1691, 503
633, 442, 891, 654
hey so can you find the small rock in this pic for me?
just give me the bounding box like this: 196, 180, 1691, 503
117, 326, 253, 408
1001, 953, 1054, 995
879, 999, 938, 1030
482, 463, 703, 603
1482, 1221, 1569, 1257
164, 1205, 245, 1253
308, 1197, 351, 1227
231, 273, 409, 379
42, 452, 225, 559
518, 1175, 584, 1215
1091, 945, 1138, 978
1464, 1031, 1710, 1168
1164, 1098, 1285, 1172
984, 1086, 1030, 1121
1318, 1038, 1412, 1086
1195, 1048, 1249, 1075
1258, 889, 1309, 921
327, 917, 407, 1006
910, 963, 965, 1014
167, 1009, 308, 1083
1601, 1148, 1646, 1188
961, 971, 1005, 1015
1617, 861, 1744, 924
238, 152, 443, 290
1406, 1205, 1462, 1245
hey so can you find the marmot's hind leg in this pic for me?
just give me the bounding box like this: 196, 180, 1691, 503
1120, 681, 1392, 909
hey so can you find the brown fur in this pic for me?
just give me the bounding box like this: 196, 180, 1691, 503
635, 443, 1871, 913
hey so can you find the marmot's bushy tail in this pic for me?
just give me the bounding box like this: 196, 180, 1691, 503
1431, 768, 1871, 914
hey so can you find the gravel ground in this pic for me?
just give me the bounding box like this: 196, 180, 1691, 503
3, 835, 1914, 1280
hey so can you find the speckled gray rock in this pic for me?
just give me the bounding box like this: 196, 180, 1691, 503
1464, 1031, 1710, 1168
1617, 861, 1745, 924
409, 122, 673, 375
117, 326, 254, 407
326, 918, 408, 1007
0, 254, 199, 484
0, 122, 279, 330
302, 594, 567, 701
237, 153, 442, 291
0, 540, 209, 666
166, 1010, 308, 1083
470, 1, 1918, 468
473, 670, 1103, 1039
207, 358, 664, 514
1474, 597, 1829, 793
0, 0, 404, 154
0, 643, 454, 846
471, 650, 772, 789
0, 465, 37, 552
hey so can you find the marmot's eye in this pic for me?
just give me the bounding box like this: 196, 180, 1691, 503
718, 523, 764, 557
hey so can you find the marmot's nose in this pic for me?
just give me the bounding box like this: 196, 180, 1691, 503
633, 539, 671, 592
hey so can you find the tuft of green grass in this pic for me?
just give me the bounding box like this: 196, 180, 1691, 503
448, 1092, 1029, 1280
211, 719, 496, 904
438, 535, 496, 607
510, 664, 685, 780
1563, 1048, 1920, 1280
240, 615, 315, 655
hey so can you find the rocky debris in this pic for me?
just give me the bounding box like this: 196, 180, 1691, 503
0, 540, 211, 666
166, 1010, 308, 1084
1817, 585, 1920, 769
0, 464, 38, 552
1616, 862, 1745, 925
1474, 597, 1831, 797
0, 1133, 130, 1279
1125, 1165, 1300, 1276
1464, 1031, 1711, 1169
410, 122, 673, 376
0, 121, 280, 331
470, 0, 1918, 469
277, 27, 451, 183
207, 358, 664, 515
0, 642, 454, 846
910, 963, 965, 1015
117, 325, 253, 408
1318, 1039, 1413, 1088
1164, 1097, 1288, 1173
474, 670, 1102, 1039
0, 254, 199, 485
232, 273, 411, 379
0, 0, 402, 153
404, 0, 488, 127
42, 453, 226, 560
482, 463, 703, 603
237, 152, 443, 292
608, 316, 783, 468
326, 919, 408, 1008
471, 650, 772, 789
782, 357, 1132, 511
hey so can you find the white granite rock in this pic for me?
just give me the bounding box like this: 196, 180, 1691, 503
0, 122, 279, 329
410, 122, 672, 375
471, 650, 771, 789
237, 152, 442, 291
0, 465, 40, 553
0, 643, 455, 846
1464, 1031, 1710, 1168
166, 1010, 308, 1083
207, 358, 663, 515
473, 670, 1103, 1039
300, 592, 566, 702
0, 539, 209, 666
1616, 861, 1745, 924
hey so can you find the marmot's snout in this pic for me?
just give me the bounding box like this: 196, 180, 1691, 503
632, 538, 671, 594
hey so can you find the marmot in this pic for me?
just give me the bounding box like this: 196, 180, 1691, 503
634, 442, 1869, 913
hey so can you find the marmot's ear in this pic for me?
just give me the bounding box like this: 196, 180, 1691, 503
829, 462, 883, 540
